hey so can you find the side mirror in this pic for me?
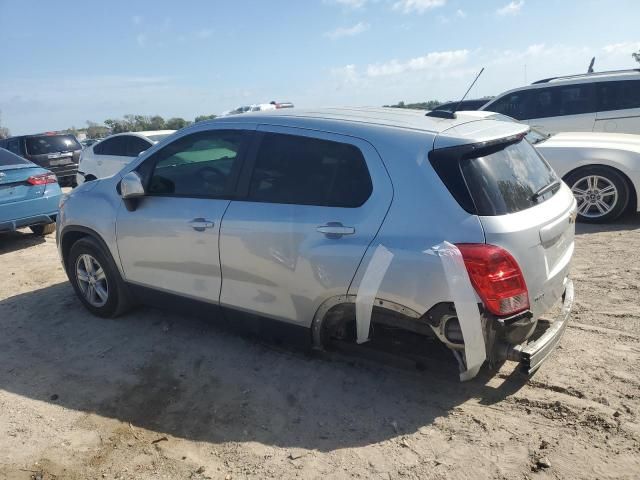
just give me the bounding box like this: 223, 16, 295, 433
120, 171, 145, 211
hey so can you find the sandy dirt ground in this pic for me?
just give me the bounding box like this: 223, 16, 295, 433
0, 214, 639, 480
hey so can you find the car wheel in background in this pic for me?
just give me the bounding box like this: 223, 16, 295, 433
30, 223, 56, 236
67, 237, 131, 318
565, 166, 629, 223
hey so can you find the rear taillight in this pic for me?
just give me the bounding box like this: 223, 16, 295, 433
27, 173, 58, 185
455, 243, 529, 316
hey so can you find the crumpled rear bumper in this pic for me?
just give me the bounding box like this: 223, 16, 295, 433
508, 278, 574, 375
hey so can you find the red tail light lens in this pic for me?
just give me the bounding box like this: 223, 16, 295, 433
455, 243, 529, 316
27, 173, 58, 185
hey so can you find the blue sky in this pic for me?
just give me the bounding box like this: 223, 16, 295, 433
1, 0, 639, 134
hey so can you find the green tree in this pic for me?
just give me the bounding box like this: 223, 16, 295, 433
194, 114, 217, 123
0, 110, 10, 139
384, 100, 442, 110
86, 121, 110, 139
633, 50, 640, 64
105, 119, 128, 134
165, 117, 190, 130
148, 115, 166, 130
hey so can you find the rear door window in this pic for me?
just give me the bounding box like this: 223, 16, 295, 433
126, 136, 152, 156
94, 136, 129, 156
247, 132, 372, 207
597, 80, 640, 111
7, 138, 21, 155
486, 91, 535, 120
430, 138, 559, 216
25, 135, 81, 155
530, 84, 596, 118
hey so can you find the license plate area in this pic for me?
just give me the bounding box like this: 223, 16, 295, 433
49, 158, 73, 166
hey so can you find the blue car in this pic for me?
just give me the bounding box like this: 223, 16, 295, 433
0, 147, 62, 235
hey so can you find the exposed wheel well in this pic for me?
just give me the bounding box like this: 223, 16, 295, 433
60, 231, 90, 271
562, 164, 637, 212
312, 296, 431, 350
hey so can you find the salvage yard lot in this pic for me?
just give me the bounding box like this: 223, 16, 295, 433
1, 218, 639, 479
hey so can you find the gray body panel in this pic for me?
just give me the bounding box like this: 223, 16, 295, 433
219, 124, 393, 326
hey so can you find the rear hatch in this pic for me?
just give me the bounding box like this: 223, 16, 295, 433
431, 125, 576, 319
25, 134, 81, 173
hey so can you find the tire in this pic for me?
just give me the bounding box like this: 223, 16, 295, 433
564, 166, 630, 223
30, 223, 56, 236
67, 237, 131, 318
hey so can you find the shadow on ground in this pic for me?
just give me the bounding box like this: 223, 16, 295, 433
0, 282, 527, 451
0, 230, 47, 255
575, 211, 640, 235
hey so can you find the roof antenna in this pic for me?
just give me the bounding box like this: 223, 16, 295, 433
587, 57, 595, 73
426, 67, 485, 119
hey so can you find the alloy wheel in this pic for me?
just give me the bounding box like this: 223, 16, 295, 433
570, 175, 618, 219
75, 254, 109, 307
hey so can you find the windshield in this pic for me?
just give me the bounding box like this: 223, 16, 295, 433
26, 135, 81, 155
461, 139, 559, 215
0, 148, 31, 167
146, 133, 173, 142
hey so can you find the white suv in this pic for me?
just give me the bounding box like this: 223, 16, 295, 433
77, 130, 175, 184
481, 69, 640, 135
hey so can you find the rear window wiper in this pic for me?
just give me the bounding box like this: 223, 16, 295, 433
531, 180, 561, 201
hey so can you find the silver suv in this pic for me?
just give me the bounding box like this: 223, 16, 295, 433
57, 107, 576, 380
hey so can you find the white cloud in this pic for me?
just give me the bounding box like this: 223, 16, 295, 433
366, 49, 468, 77
602, 41, 640, 55
330, 64, 362, 90
456, 9, 466, 18
196, 28, 214, 39
136, 33, 147, 47
496, 0, 524, 16
392, 0, 446, 14
325, 0, 367, 9
325, 22, 370, 39
526, 43, 545, 55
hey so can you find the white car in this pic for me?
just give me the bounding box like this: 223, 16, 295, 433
77, 130, 175, 184
221, 102, 294, 116
464, 110, 640, 223
481, 69, 640, 135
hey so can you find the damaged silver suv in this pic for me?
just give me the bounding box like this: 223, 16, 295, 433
57, 107, 575, 380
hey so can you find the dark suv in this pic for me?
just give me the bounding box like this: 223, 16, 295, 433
0, 133, 82, 186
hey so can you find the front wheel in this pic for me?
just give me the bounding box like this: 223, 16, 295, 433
67, 237, 131, 317
565, 166, 629, 223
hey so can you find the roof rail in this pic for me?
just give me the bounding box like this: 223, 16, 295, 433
532, 68, 640, 84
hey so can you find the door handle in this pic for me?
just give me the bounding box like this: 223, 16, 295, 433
189, 218, 215, 232
316, 222, 355, 238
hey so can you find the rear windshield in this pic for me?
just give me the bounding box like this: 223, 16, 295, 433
0, 148, 31, 166
146, 133, 172, 142
430, 138, 559, 216
26, 135, 81, 155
